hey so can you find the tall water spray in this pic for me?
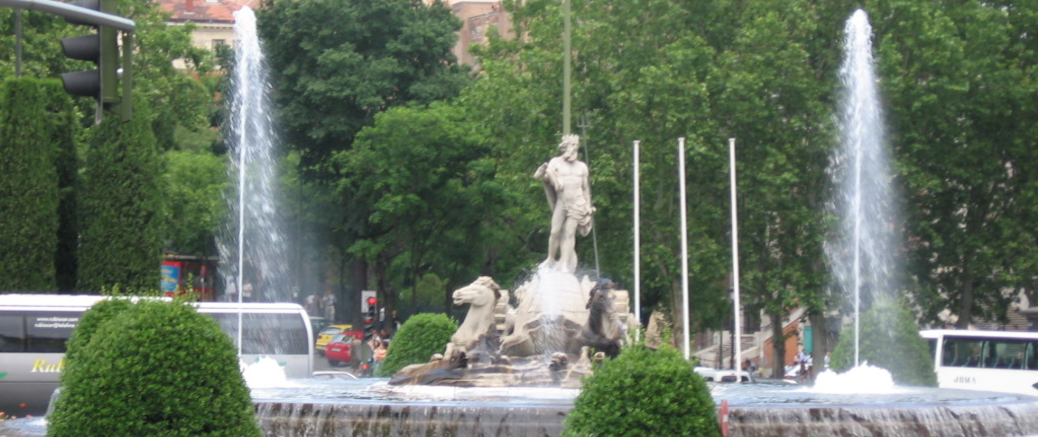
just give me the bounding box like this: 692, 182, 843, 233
826, 10, 898, 367
219, 7, 291, 351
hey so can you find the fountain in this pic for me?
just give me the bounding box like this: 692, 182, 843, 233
245, 9, 1038, 437
6, 8, 1038, 437
826, 8, 898, 366
217, 6, 291, 310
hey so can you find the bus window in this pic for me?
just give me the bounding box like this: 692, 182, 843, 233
0, 314, 24, 352
943, 338, 983, 367
26, 313, 77, 352
207, 313, 308, 355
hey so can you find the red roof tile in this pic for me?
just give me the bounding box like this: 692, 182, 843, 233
156, 0, 261, 24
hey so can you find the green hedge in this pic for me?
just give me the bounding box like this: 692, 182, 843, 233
0, 78, 59, 291
830, 297, 937, 387
376, 313, 457, 377
78, 108, 163, 291
48, 299, 261, 437
564, 345, 720, 437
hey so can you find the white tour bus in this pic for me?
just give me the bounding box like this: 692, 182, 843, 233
0, 294, 313, 417
920, 329, 1038, 396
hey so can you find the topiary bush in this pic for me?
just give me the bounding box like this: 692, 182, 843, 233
830, 296, 937, 387
564, 344, 720, 437
376, 313, 457, 377
62, 297, 134, 364
47, 299, 261, 437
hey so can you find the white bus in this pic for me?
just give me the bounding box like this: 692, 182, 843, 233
920, 329, 1038, 397
0, 294, 313, 417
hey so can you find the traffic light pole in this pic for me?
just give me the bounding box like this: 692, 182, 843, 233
0, 0, 134, 31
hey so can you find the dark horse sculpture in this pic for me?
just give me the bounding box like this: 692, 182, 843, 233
577, 279, 623, 358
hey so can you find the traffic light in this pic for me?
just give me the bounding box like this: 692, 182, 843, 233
365, 296, 377, 325
60, 0, 122, 122
361, 290, 377, 326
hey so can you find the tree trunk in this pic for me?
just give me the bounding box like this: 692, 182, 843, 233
956, 262, 974, 328
770, 311, 786, 379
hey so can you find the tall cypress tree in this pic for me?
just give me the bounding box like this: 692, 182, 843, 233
78, 109, 163, 291
0, 78, 59, 291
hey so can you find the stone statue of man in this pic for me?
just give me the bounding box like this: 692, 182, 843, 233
534, 134, 594, 273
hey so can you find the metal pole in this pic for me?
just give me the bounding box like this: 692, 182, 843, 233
633, 140, 641, 330
577, 112, 599, 276
679, 138, 691, 360
730, 138, 743, 378
15, 10, 22, 77
562, 0, 571, 135
0, 0, 135, 30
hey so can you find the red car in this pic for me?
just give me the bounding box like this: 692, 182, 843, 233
325, 331, 364, 367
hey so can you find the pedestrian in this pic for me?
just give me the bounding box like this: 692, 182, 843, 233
373, 342, 387, 372
322, 290, 336, 323
305, 293, 318, 317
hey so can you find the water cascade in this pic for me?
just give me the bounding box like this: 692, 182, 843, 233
826, 8, 898, 366
218, 6, 291, 314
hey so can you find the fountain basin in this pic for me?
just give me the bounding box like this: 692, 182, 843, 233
716, 381, 1038, 437
4, 378, 1038, 437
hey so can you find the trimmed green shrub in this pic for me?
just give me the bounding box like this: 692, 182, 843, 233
831, 297, 937, 387
47, 300, 261, 437
564, 344, 720, 437
0, 78, 59, 291
78, 108, 163, 291
62, 297, 134, 365
376, 313, 457, 377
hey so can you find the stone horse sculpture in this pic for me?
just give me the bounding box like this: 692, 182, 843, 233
443, 276, 502, 360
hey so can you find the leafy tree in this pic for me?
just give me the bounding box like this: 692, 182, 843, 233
710, 1, 838, 377
340, 103, 511, 322
162, 144, 227, 256
872, 0, 1038, 327
257, 0, 473, 315
257, 0, 470, 175
119, 0, 215, 150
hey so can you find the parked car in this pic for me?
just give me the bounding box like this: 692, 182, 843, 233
325, 334, 355, 367
315, 324, 353, 354
695, 367, 754, 383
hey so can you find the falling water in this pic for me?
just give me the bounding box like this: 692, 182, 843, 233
219, 7, 291, 351
826, 9, 898, 367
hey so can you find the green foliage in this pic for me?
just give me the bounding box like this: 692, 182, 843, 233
0, 78, 60, 291
376, 312, 457, 377
341, 103, 513, 314
258, 0, 470, 175
78, 109, 163, 291
62, 297, 134, 365
830, 297, 937, 387
564, 345, 720, 437
873, 0, 1038, 327
48, 300, 261, 437
162, 145, 227, 255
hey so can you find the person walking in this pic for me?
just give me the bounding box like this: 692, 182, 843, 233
322, 290, 336, 323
